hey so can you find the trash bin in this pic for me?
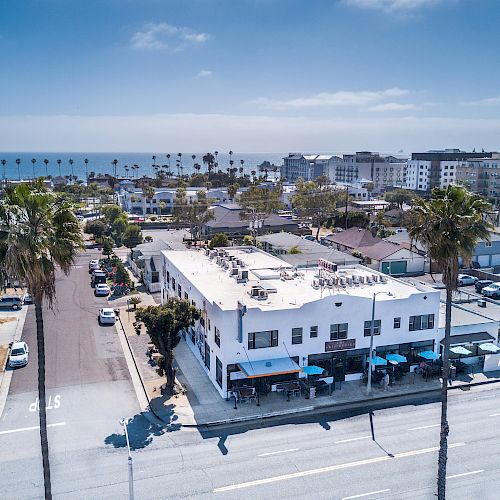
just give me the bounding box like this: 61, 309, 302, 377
449, 365, 457, 379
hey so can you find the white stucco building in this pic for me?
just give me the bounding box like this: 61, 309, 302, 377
161, 247, 441, 398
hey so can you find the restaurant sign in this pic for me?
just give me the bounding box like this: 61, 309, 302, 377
325, 339, 356, 352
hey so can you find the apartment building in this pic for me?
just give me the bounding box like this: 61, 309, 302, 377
405, 149, 495, 193
161, 247, 440, 398
280, 154, 338, 183
456, 153, 500, 204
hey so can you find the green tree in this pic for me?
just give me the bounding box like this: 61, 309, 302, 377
84, 219, 106, 239
227, 183, 239, 200
101, 204, 124, 225
135, 299, 200, 387
102, 237, 114, 258
242, 235, 254, 246
407, 185, 492, 500
288, 245, 301, 254
209, 233, 229, 249
173, 188, 213, 244
122, 223, 143, 249
0, 181, 83, 499
293, 179, 340, 241
111, 215, 129, 245
384, 188, 416, 209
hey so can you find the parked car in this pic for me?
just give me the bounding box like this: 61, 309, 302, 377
95, 283, 111, 297
475, 280, 494, 293
0, 296, 23, 310
9, 341, 29, 367
98, 308, 116, 325
89, 259, 100, 273
91, 270, 107, 287
22, 292, 33, 304
457, 274, 478, 286
482, 283, 500, 299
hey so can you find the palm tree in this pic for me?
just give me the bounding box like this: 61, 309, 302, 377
56, 159, 62, 177
68, 159, 74, 184
239, 159, 244, 176
43, 159, 49, 177
152, 155, 156, 175
31, 158, 37, 179
407, 185, 492, 500
177, 153, 183, 177
124, 165, 130, 178
1, 159, 6, 181
0, 181, 83, 500
112, 159, 118, 178
84, 158, 89, 181
166, 154, 171, 170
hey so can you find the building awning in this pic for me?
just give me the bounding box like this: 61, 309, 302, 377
441, 332, 495, 346
238, 357, 301, 378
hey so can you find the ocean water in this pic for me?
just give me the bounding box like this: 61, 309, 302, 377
0, 152, 286, 181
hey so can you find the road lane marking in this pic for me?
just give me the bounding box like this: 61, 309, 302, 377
489, 413, 500, 417
447, 470, 484, 479
0, 422, 66, 436
408, 424, 440, 431
334, 436, 370, 444
342, 489, 390, 500
258, 448, 299, 457
213, 443, 465, 492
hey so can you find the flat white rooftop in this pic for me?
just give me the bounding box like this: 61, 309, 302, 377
163, 247, 436, 311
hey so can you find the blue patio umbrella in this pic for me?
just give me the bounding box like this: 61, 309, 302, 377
302, 365, 325, 375
419, 351, 440, 361
371, 356, 388, 366
386, 353, 407, 363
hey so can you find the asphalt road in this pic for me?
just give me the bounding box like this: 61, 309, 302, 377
0, 249, 140, 499
1, 253, 500, 499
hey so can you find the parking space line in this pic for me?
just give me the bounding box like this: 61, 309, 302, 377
408, 424, 440, 431
0, 421, 66, 436
334, 436, 370, 444
447, 470, 483, 479
342, 489, 390, 500
258, 448, 299, 457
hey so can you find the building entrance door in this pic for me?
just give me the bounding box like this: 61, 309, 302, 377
331, 352, 346, 382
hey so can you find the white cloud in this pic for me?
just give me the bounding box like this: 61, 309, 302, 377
131, 23, 210, 51
344, 0, 440, 11
253, 88, 410, 109
195, 69, 213, 79
369, 102, 418, 111
1, 113, 499, 153
460, 96, 500, 106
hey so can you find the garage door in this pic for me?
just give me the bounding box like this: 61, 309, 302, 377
478, 255, 491, 267
490, 254, 500, 266
381, 261, 407, 275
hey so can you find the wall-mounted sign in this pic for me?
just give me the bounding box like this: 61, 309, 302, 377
325, 339, 356, 352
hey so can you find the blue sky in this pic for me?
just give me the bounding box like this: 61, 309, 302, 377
1, 0, 500, 152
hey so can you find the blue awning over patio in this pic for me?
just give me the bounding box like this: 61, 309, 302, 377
238, 357, 301, 378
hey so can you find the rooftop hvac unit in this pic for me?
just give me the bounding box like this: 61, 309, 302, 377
352, 275, 360, 286
346, 276, 353, 286
358, 276, 365, 284
204, 248, 210, 256
223, 260, 230, 269
232, 260, 238, 268
339, 277, 347, 287
379, 275, 387, 283
312, 279, 320, 289
372, 274, 379, 283
327, 278, 334, 288
230, 268, 239, 276
366, 276, 373, 285
257, 289, 268, 300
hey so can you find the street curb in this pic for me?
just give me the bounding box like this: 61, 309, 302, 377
0, 307, 29, 419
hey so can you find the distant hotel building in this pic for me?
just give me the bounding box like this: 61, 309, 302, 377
456, 153, 500, 204
405, 149, 495, 193
280, 154, 338, 183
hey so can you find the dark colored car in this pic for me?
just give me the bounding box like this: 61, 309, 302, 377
475, 280, 494, 293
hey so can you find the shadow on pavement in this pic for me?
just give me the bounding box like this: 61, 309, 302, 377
199, 392, 442, 456
104, 402, 181, 450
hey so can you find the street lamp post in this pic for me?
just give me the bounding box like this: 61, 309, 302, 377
366, 291, 391, 396
120, 417, 134, 500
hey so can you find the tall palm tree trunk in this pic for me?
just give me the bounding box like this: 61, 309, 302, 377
437, 286, 452, 500
35, 300, 52, 500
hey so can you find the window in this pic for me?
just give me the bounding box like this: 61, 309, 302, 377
171, 277, 176, 290
409, 314, 435, 331
204, 341, 210, 370
310, 326, 318, 338
151, 271, 159, 284
177, 284, 182, 298
215, 327, 220, 347
184, 292, 189, 301
330, 323, 348, 340
364, 320, 381, 336
248, 330, 279, 349
216, 357, 222, 388
485, 241, 492, 247
394, 317, 401, 329
166, 270, 170, 283
292, 327, 303, 344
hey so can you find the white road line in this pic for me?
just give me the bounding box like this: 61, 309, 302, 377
258, 448, 299, 457
0, 422, 66, 436
342, 489, 390, 500
408, 424, 440, 431
447, 470, 484, 480
489, 413, 500, 417
213, 443, 465, 493
334, 436, 370, 444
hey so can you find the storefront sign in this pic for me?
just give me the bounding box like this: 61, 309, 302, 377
325, 339, 356, 352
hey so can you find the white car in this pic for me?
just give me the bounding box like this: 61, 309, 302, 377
9, 341, 29, 368
99, 308, 116, 325
95, 284, 111, 297
457, 274, 478, 286
89, 260, 100, 273
482, 283, 500, 299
